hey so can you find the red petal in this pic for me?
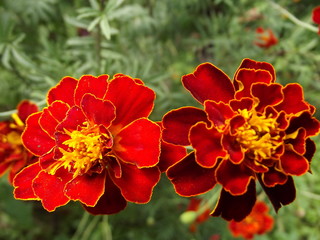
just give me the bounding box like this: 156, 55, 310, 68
104, 75, 155, 132
286, 111, 320, 138
83, 173, 127, 215
74, 75, 109, 106
234, 69, 273, 99
216, 160, 254, 195
262, 168, 287, 187
280, 149, 309, 176
47, 77, 78, 106
157, 141, 187, 172
204, 101, 235, 128
22, 112, 55, 156
312, 6, 320, 24
109, 161, 160, 203
81, 93, 115, 128
229, 97, 254, 112
56, 106, 86, 132
251, 83, 283, 112
13, 162, 41, 200
182, 62, 235, 104
190, 122, 226, 168
17, 100, 38, 123
286, 128, 306, 155
211, 180, 256, 221
258, 174, 295, 212
162, 107, 209, 145
65, 170, 106, 206
166, 153, 217, 196
32, 169, 72, 211
222, 134, 244, 164
113, 118, 160, 168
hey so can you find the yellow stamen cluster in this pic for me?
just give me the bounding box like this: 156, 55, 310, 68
49, 124, 111, 177
236, 109, 280, 159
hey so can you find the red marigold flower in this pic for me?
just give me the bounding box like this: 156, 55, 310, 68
228, 201, 274, 240
162, 59, 320, 221
254, 27, 278, 48
13, 74, 162, 214
0, 100, 38, 183
312, 6, 320, 34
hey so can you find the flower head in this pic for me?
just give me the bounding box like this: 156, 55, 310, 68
312, 6, 320, 34
228, 201, 274, 239
254, 27, 278, 48
0, 100, 38, 183
163, 59, 320, 221
13, 74, 162, 214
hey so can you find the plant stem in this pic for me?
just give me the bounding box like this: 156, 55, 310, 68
96, 0, 106, 74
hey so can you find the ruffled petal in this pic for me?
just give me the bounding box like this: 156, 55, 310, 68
83, 173, 127, 215
17, 100, 38, 123
157, 141, 187, 172
113, 118, 161, 168
286, 111, 320, 138
13, 162, 41, 200
190, 122, 226, 168
262, 168, 287, 187
204, 100, 235, 128
162, 107, 209, 145
81, 93, 115, 128
22, 112, 56, 156
216, 160, 254, 195
109, 161, 160, 203
166, 153, 217, 196
280, 149, 309, 176
222, 134, 244, 164
211, 180, 256, 221
32, 169, 72, 211
251, 83, 283, 112
47, 76, 78, 106
74, 75, 109, 106
56, 106, 86, 132
182, 62, 235, 104
104, 75, 155, 131
258, 174, 295, 212
65, 170, 106, 206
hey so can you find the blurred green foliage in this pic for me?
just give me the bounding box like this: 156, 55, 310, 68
0, 0, 320, 239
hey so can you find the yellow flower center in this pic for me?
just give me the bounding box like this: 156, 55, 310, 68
236, 109, 280, 159
49, 123, 112, 177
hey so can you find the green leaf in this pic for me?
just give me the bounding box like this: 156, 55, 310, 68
99, 16, 111, 40
87, 16, 101, 32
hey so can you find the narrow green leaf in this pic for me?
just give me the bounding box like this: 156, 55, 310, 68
99, 16, 111, 40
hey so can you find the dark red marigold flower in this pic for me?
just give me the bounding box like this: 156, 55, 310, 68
13, 74, 162, 215
254, 27, 278, 48
312, 6, 320, 34
228, 201, 274, 240
162, 59, 320, 221
0, 100, 38, 183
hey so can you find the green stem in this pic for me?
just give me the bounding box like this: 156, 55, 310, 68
268, 1, 318, 33
95, 0, 106, 74
71, 212, 90, 240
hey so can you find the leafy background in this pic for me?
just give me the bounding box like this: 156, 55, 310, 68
0, 0, 320, 239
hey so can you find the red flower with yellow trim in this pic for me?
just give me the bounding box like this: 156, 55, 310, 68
13, 74, 162, 214
228, 201, 274, 240
162, 59, 320, 221
0, 100, 38, 183
254, 27, 278, 48
312, 6, 320, 34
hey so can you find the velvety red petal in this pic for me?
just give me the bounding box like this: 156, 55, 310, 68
286, 128, 306, 155
251, 83, 283, 112
262, 168, 287, 187
109, 161, 160, 203
312, 6, 320, 24
104, 75, 155, 132
74, 75, 109, 106
162, 107, 209, 146
56, 106, 86, 132
22, 112, 56, 156
204, 101, 235, 128
13, 162, 41, 200
65, 170, 106, 206
258, 174, 295, 212
32, 169, 72, 211
157, 141, 187, 172
166, 152, 217, 196
182, 62, 235, 104
304, 138, 316, 165
83, 173, 127, 215
80, 93, 115, 128
113, 118, 160, 168
211, 180, 256, 221
47, 77, 78, 106
286, 111, 320, 138
17, 100, 38, 123
280, 149, 309, 176
216, 160, 254, 195
234, 69, 273, 99
229, 97, 254, 112
39, 151, 56, 170
190, 122, 226, 168
222, 134, 244, 164
275, 83, 310, 114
